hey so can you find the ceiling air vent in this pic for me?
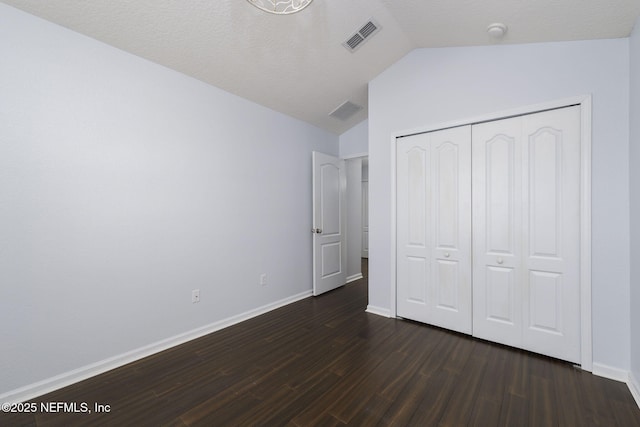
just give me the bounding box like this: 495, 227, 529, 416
342, 19, 381, 52
329, 100, 363, 121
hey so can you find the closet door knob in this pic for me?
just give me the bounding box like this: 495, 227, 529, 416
444, 252, 450, 258
497, 257, 504, 264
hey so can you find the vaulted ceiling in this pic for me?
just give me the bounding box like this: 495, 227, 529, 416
3, 0, 639, 134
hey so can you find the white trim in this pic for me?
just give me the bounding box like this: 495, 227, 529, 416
390, 132, 398, 318
0, 290, 312, 404
341, 152, 369, 160
390, 95, 593, 369
346, 273, 364, 283
366, 305, 392, 318
592, 362, 629, 383
629, 370, 640, 409
392, 95, 591, 139
579, 97, 593, 372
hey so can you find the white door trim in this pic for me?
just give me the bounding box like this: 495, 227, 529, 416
362, 179, 369, 259
389, 95, 592, 370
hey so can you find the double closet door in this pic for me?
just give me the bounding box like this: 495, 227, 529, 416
396, 106, 581, 363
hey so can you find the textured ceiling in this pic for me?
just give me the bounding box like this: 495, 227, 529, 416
2, 0, 640, 135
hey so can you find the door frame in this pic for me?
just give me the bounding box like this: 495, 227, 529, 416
361, 179, 369, 259
389, 95, 593, 371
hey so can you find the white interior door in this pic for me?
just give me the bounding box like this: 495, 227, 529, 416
472, 106, 581, 363
362, 181, 369, 258
396, 126, 472, 334
312, 152, 347, 296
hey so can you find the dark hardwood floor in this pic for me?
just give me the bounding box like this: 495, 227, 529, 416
3, 260, 639, 426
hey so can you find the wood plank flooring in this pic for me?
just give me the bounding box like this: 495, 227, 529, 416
2, 260, 639, 426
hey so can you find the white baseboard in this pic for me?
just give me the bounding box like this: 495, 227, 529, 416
0, 290, 312, 404
591, 361, 640, 408
346, 273, 363, 284
366, 305, 391, 318
629, 370, 640, 409
592, 362, 629, 383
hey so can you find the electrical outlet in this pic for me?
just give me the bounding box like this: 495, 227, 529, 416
260, 273, 267, 286
192, 289, 200, 303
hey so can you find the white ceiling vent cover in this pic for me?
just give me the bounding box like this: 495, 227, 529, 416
329, 100, 363, 121
342, 19, 381, 52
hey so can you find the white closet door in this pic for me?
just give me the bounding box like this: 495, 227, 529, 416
472, 106, 581, 363
397, 126, 472, 334
521, 107, 581, 362
471, 117, 524, 347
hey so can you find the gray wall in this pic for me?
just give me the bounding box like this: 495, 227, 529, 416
0, 4, 338, 397
368, 39, 631, 371
339, 119, 368, 158
630, 17, 640, 391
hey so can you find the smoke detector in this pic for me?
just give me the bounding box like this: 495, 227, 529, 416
487, 23, 508, 39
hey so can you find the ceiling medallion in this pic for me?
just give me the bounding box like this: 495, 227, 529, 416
247, 0, 313, 15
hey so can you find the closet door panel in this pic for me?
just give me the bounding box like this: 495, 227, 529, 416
521, 106, 581, 363
472, 106, 581, 363
430, 127, 472, 333
397, 126, 472, 334
397, 134, 431, 321
472, 117, 523, 347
